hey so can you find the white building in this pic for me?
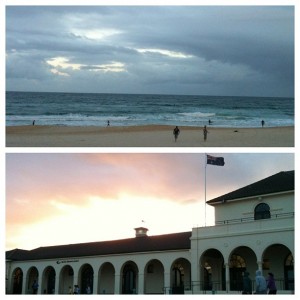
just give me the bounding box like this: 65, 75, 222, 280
5, 170, 294, 295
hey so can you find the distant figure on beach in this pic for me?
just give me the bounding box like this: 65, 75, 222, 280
203, 125, 208, 141
208, 119, 213, 125
173, 126, 180, 142
32, 120, 35, 126
261, 120, 265, 127
107, 120, 110, 127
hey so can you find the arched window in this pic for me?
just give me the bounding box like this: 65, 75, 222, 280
229, 254, 246, 268
122, 264, 137, 294
254, 203, 270, 220
229, 254, 246, 291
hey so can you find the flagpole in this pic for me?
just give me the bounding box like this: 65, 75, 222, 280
204, 153, 207, 227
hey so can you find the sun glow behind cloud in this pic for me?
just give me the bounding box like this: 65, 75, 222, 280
46, 57, 126, 76
6, 6, 294, 96
72, 28, 123, 41
136, 48, 194, 59
6, 194, 210, 250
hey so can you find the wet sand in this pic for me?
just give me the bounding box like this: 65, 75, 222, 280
6, 125, 294, 147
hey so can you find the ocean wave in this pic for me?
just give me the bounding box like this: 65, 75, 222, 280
6, 92, 294, 128
177, 112, 215, 118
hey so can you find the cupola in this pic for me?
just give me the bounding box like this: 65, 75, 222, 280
134, 227, 148, 237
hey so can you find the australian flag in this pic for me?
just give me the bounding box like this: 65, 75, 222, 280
207, 155, 225, 166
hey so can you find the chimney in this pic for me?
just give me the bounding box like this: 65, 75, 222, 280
134, 227, 148, 237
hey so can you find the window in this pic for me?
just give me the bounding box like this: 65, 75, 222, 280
254, 203, 271, 220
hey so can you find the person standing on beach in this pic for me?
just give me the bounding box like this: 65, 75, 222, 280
261, 120, 265, 127
203, 125, 208, 141
173, 126, 180, 142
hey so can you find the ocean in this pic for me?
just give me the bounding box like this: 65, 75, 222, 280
6, 91, 294, 128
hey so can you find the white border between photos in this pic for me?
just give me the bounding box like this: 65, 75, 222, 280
1, 1, 298, 299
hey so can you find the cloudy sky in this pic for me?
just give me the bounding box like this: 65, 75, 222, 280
6, 153, 294, 250
5, 5, 294, 97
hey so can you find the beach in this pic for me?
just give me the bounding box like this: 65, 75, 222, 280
6, 125, 294, 147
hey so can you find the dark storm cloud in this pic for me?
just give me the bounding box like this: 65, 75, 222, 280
6, 6, 294, 96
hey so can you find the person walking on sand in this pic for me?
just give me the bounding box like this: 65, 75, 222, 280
173, 126, 180, 142
203, 125, 208, 141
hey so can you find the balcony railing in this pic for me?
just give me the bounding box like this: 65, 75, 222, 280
216, 212, 294, 225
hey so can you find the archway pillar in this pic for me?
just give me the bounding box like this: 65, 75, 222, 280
114, 272, 121, 294
22, 273, 27, 294
225, 263, 230, 293
198, 265, 203, 293
164, 271, 171, 294
37, 273, 42, 294
54, 271, 60, 294
257, 261, 262, 272
37, 270, 44, 295
92, 273, 98, 295
138, 272, 144, 294
73, 274, 78, 292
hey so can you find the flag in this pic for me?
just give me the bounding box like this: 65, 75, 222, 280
207, 155, 225, 166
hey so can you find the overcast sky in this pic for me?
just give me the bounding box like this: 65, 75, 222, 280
6, 153, 294, 250
5, 6, 294, 97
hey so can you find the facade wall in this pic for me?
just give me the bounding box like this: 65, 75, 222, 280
6, 190, 294, 295
214, 192, 294, 223
191, 215, 294, 293
6, 250, 191, 295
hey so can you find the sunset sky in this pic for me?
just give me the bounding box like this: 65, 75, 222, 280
5, 153, 294, 251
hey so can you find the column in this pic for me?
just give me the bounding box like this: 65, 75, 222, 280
92, 273, 98, 295
138, 272, 144, 294
199, 262, 204, 293
21, 274, 27, 294
257, 261, 263, 271
164, 271, 171, 294
37, 274, 43, 294
114, 272, 121, 294
225, 263, 230, 293
73, 275, 78, 294
54, 272, 60, 294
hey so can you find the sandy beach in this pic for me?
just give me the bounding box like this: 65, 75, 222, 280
6, 125, 294, 147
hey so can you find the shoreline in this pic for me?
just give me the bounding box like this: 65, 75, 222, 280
6, 125, 294, 147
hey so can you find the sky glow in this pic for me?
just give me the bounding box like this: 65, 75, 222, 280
6, 153, 294, 251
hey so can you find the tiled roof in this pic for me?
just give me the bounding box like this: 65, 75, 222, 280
6, 231, 192, 261
207, 170, 294, 204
